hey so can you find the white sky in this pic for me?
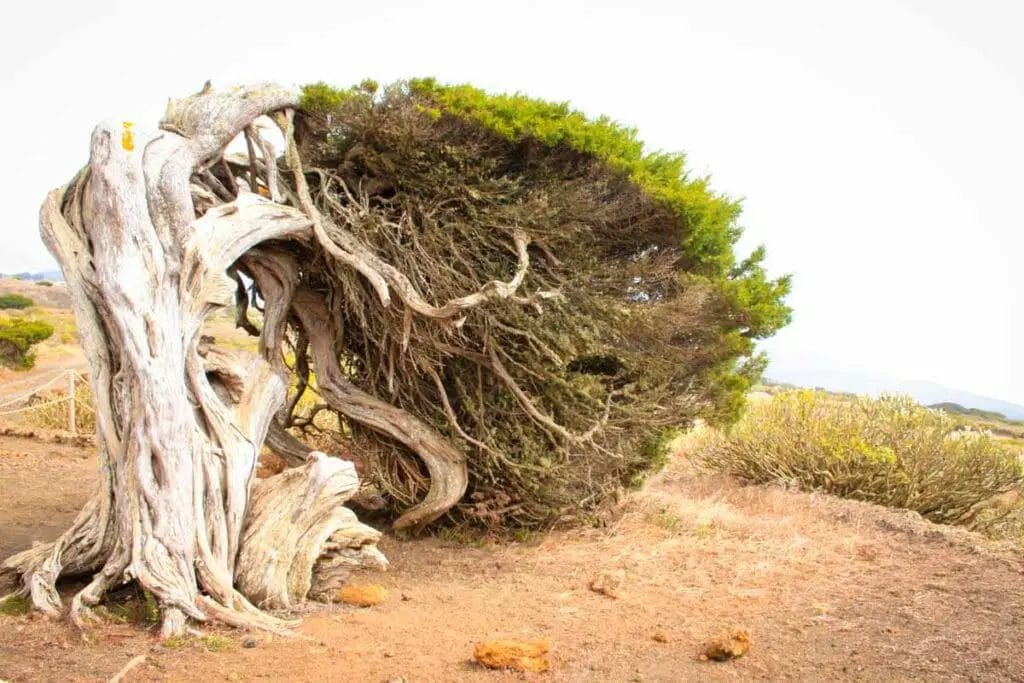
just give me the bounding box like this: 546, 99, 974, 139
1, 0, 1020, 403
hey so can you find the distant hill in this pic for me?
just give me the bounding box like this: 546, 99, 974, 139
765, 350, 1024, 421
0, 276, 70, 308
927, 402, 1013, 422
0, 270, 63, 282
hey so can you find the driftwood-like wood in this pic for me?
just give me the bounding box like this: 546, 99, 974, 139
0, 80, 612, 634
235, 452, 387, 609
0, 84, 399, 635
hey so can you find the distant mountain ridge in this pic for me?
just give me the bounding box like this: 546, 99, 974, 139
0, 270, 63, 282
927, 402, 1011, 421
765, 350, 1024, 421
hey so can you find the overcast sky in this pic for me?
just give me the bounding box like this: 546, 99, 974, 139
1, 0, 1020, 403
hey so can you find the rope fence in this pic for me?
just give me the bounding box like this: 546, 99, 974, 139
0, 369, 90, 433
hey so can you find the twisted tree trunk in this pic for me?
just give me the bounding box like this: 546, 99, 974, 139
0, 84, 394, 635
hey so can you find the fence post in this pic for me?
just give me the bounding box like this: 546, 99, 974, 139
68, 369, 76, 434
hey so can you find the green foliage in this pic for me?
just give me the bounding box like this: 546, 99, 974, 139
305, 78, 790, 323
725, 246, 793, 339
293, 79, 792, 528
163, 634, 233, 652
98, 588, 161, 626
0, 594, 31, 616
627, 427, 681, 488
406, 79, 790, 328
299, 79, 379, 113
0, 293, 34, 310
35, 280, 53, 287
407, 81, 770, 278
699, 391, 1024, 532
299, 81, 354, 113
302, 78, 791, 418
0, 318, 53, 369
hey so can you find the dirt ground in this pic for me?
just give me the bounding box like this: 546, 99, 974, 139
1, 428, 1023, 682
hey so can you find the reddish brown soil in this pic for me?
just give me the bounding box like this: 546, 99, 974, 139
1, 428, 1023, 682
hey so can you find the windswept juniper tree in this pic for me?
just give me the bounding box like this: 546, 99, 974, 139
0, 80, 789, 635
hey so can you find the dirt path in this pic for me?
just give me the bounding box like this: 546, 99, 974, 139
1, 429, 1023, 682
0, 354, 88, 409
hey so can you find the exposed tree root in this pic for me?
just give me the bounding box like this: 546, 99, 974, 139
290, 289, 468, 530
236, 452, 387, 609
0, 83, 388, 634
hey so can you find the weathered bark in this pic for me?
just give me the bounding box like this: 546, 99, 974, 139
0, 81, 549, 633
0, 84, 386, 635
289, 289, 468, 531
240, 250, 469, 531
265, 420, 313, 468
235, 452, 387, 609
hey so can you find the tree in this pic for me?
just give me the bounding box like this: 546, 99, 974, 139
0, 80, 789, 636
0, 319, 53, 368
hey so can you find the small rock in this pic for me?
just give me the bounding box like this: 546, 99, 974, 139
256, 451, 287, 479
338, 584, 389, 607
652, 630, 669, 643
242, 637, 258, 649
474, 639, 550, 673
589, 569, 625, 599
699, 628, 751, 662
226, 673, 241, 681
387, 677, 407, 683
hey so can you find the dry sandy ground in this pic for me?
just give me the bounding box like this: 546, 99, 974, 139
1, 428, 1023, 682
0, 278, 70, 309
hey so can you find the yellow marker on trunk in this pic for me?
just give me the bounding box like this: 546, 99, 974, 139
121, 121, 135, 151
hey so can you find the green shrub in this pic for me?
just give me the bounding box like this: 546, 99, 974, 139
292, 79, 792, 527
35, 280, 53, 287
0, 293, 34, 310
0, 319, 54, 369
698, 390, 1024, 530
0, 594, 31, 616
97, 588, 160, 625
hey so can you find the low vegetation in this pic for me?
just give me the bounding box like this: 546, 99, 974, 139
96, 588, 160, 626
15, 377, 96, 433
0, 318, 54, 369
696, 390, 1024, 540
162, 634, 234, 652
0, 294, 34, 310
0, 594, 31, 616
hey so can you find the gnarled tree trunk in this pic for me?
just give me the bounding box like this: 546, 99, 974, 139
0, 84, 399, 636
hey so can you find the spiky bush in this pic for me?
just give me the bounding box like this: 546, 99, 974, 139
698, 390, 1024, 531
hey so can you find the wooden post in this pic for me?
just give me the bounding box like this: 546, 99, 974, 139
67, 370, 76, 434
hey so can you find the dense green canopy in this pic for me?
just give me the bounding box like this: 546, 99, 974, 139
273, 78, 791, 527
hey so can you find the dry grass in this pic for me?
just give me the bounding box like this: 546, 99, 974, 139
162, 634, 234, 652
690, 390, 1024, 544
3, 426, 1024, 680
9, 378, 96, 433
